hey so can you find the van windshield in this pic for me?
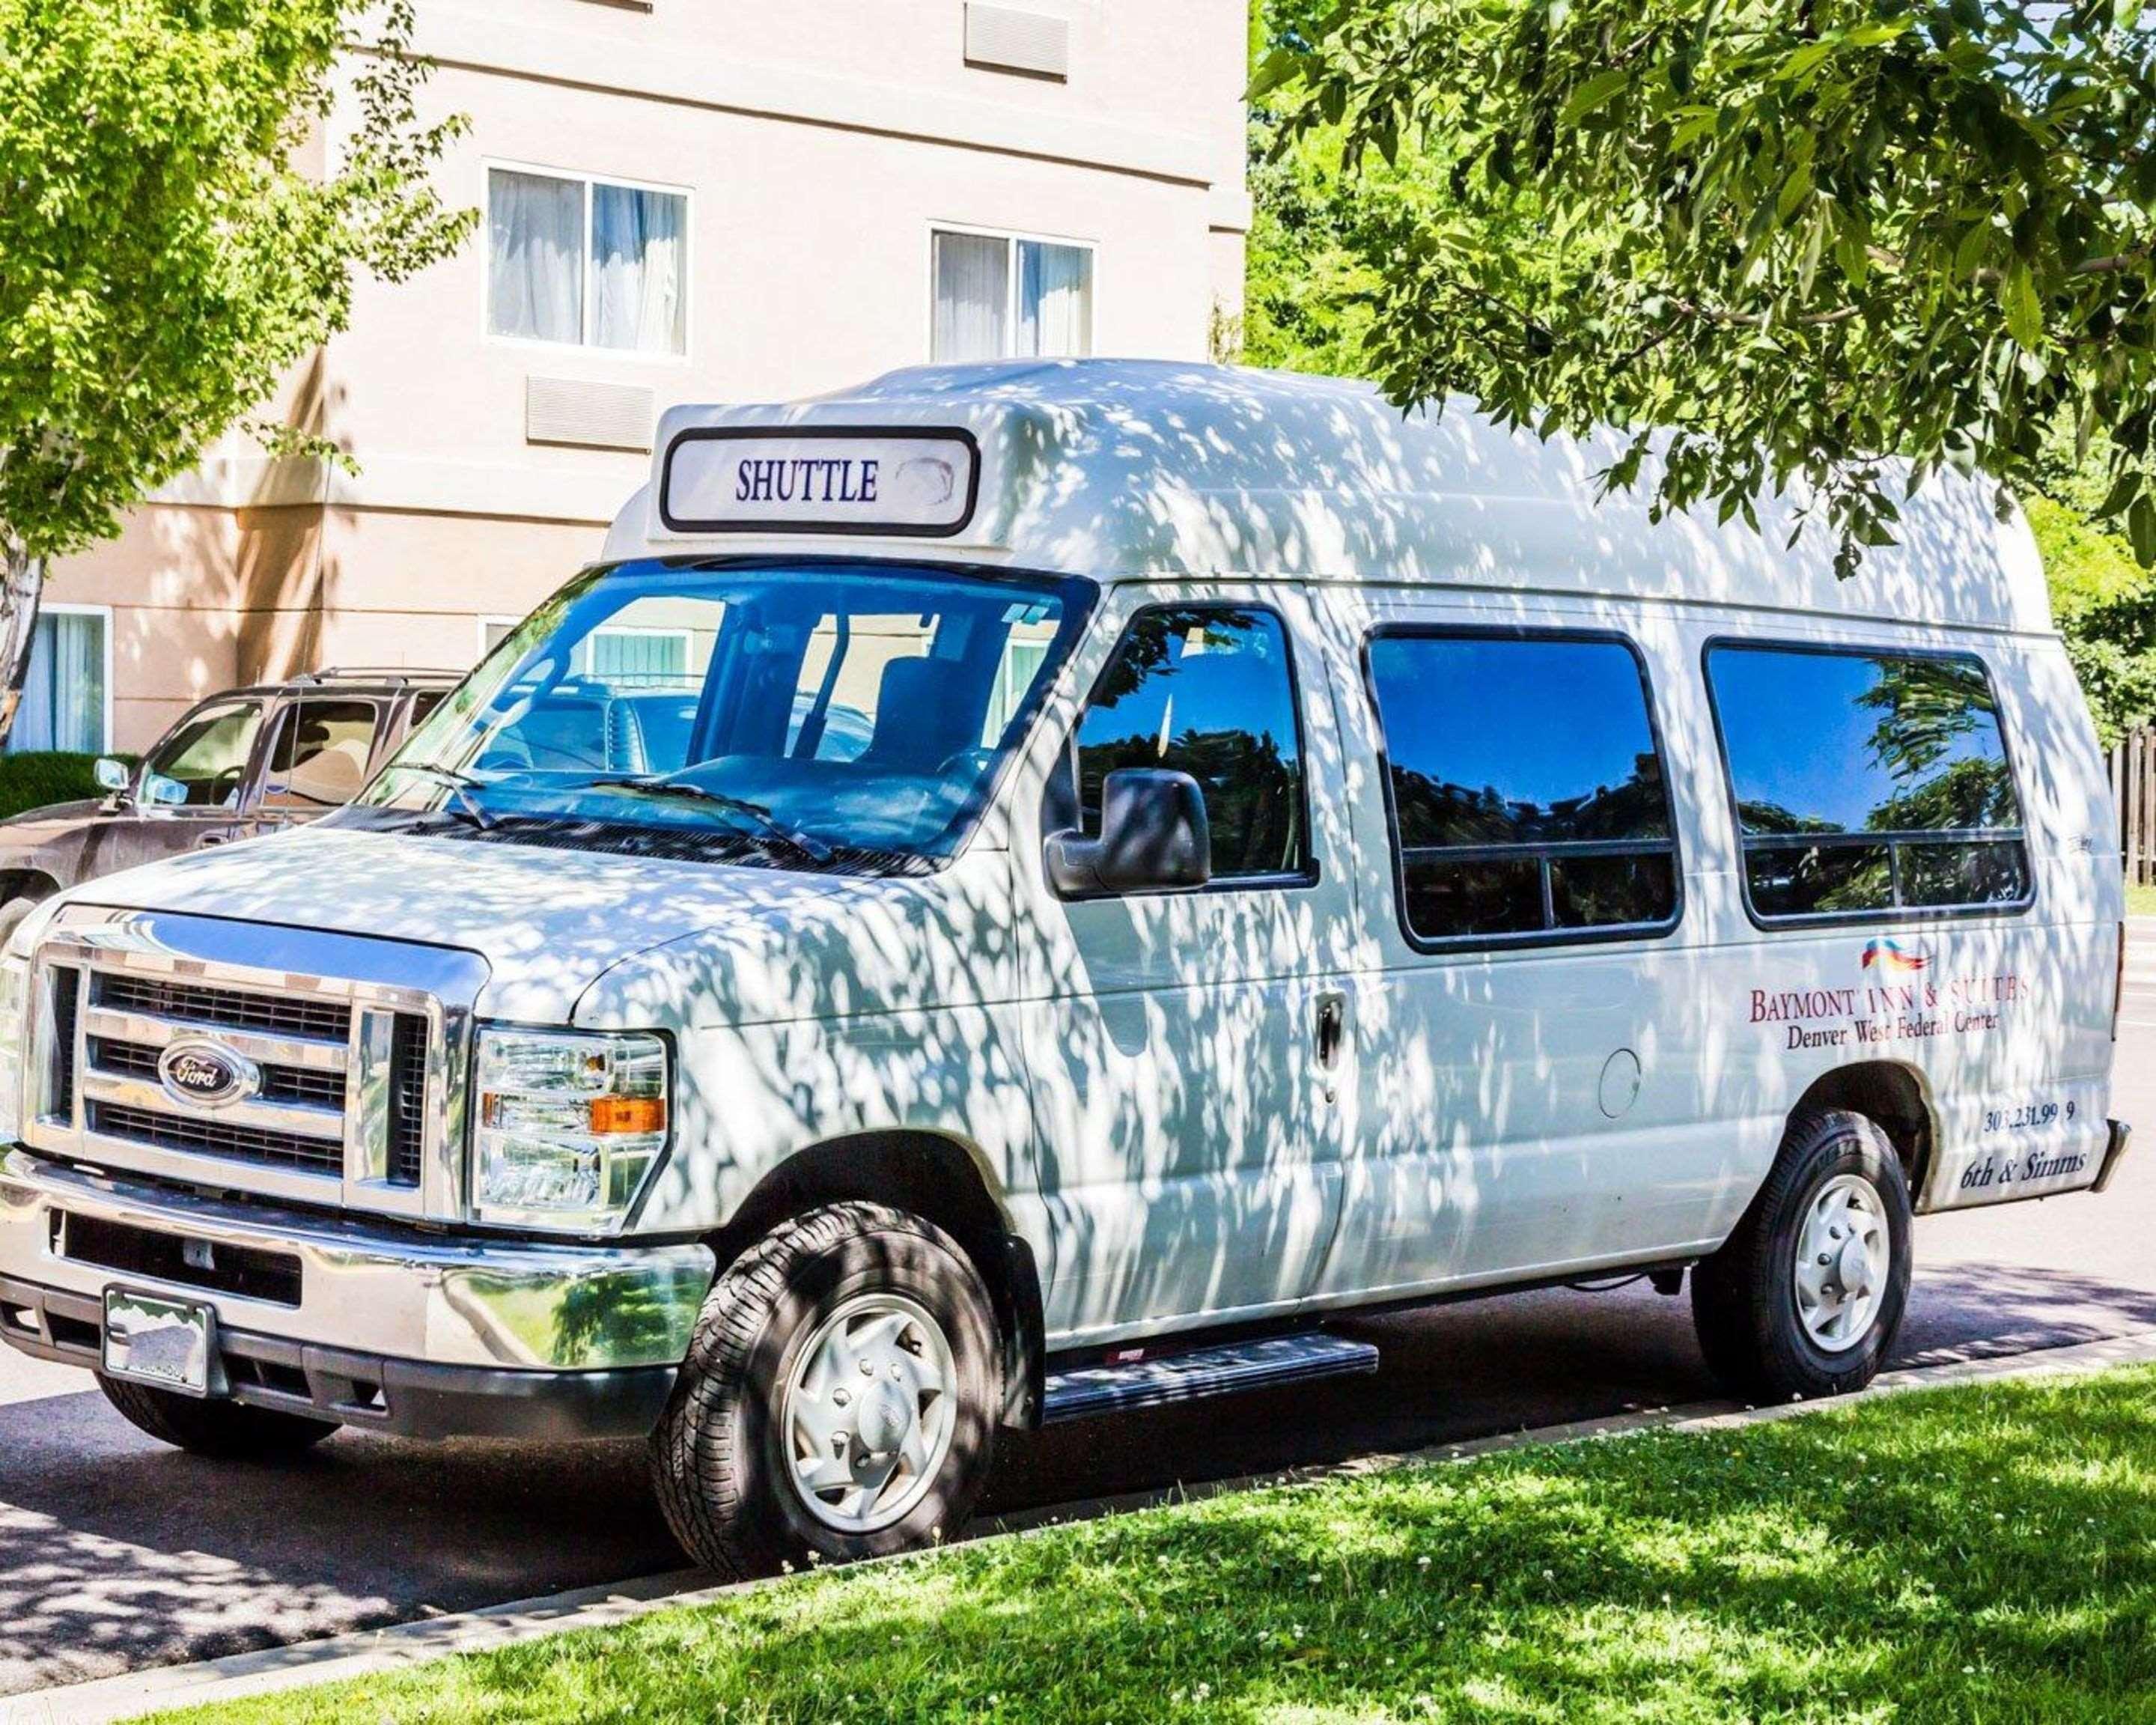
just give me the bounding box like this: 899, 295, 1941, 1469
338, 559, 1094, 872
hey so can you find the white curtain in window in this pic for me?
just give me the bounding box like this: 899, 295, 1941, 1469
591, 185, 687, 355
589, 630, 689, 687
1018, 241, 1094, 358
7, 611, 106, 755
934, 232, 1010, 362
488, 169, 584, 344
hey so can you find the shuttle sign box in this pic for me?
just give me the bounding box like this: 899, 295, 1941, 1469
660, 428, 981, 537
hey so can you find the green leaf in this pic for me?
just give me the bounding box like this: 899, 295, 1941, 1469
2099, 467, 2143, 520
1250, 46, 1306, 99
1843, 19, 1915, 48
1776, 163, 1815, 222
1559, 68, 1632, 127
2129, 494, 2156, 567
2002, 264, 2044, 350
1776, 41, 1836, 84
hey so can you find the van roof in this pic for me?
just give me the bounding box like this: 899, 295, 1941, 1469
610, 359, 2053, 636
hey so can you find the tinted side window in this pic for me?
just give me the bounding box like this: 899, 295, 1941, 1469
1366, 632, 1679, 943
1706, 645, 2029, 919
267, 700, 380, 809
1049, 606, 1311, 883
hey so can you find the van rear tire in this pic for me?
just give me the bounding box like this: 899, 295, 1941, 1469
650, 1202, 1000, 1578
1692, 1109, 1912, 1402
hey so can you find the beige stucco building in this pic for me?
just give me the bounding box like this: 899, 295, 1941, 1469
25, 0, 1249, 757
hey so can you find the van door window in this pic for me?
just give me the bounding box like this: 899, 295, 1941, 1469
1048, 606, 1312, 885
264, 700, 381, 811
1705, 644, 2030, 919
1365, 630, 1680, 944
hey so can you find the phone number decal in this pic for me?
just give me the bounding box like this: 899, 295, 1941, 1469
1983, 1099, 2076, 1135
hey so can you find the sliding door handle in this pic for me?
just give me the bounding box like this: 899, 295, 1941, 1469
1314, 991, 1348, 1070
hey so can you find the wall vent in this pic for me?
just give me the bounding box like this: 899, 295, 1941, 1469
525, 377, 656, 452
964, 4, 1070, 80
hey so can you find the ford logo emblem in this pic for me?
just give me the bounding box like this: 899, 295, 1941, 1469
156, 1040, 259, 1110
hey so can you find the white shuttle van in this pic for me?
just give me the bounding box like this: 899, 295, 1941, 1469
0, 362, 2128, 1573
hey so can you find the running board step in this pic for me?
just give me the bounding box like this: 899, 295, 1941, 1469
1041, 1333, 1379, 1424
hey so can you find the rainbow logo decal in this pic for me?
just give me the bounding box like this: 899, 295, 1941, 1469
1862, 938, 1931, 976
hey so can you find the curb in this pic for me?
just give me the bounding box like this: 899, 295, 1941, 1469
13, 1327, 2156, 1725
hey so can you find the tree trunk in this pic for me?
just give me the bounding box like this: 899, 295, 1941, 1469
0, 538, 46, 751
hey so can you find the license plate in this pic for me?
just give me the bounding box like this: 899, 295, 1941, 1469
103, 1289, 217, 1398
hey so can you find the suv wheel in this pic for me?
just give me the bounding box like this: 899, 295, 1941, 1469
651, 1202, 1000, 1577
1692, 1109, 1913, 1401
97, 1375, 340, 1458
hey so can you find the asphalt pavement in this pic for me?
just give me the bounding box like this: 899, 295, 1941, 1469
1, 929, 2151, 1699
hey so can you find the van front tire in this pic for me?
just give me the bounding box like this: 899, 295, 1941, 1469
1692, 1109, 1912, 1402
651, 1202, 1000, 1578
97, 1375, 340, 1458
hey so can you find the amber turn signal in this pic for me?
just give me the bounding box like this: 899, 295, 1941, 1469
588, 1095, 667, 1137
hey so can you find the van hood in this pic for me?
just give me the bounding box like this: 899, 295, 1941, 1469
56, 825, 859, 1023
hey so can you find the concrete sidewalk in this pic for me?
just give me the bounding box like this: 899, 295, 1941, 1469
16, 1325, 2156, 1725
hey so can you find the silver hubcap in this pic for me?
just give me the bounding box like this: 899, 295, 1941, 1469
781, 1293, 956, 1534
1793, 1172, 1891, 1353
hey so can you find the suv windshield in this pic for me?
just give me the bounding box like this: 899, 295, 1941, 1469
340, 559, 1094, 871
144, 699, 267, 808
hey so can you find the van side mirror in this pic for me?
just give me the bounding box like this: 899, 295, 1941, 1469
93, 757, 131, 795
1045, 768, 1211, 897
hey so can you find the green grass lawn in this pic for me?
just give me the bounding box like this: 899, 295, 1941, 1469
150, 1366, 2156, 1724
2130, 879, 2156, 919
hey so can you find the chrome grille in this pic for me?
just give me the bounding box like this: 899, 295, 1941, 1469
88, 1037, 346, 1110
85, 1102, 343, 1175
91, 973, 351, 1043
46, 964, 79, 1122
21, 907, 486, 1224
387, 1013, 429, 1187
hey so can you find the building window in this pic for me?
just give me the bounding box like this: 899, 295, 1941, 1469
1706, 643, 2030, 920
7, 606, 109, 756
487, 166, 687, 356
933, 229, 1094, 362
1047, 606, 1312, 886
1365, 630, 1681, 945
588, 627, 692, 687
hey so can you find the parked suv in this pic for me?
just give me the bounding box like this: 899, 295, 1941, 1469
0, 668, 458, 937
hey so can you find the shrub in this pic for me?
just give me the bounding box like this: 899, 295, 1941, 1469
0, 752, 113, 822
2025, 496, 2156, 746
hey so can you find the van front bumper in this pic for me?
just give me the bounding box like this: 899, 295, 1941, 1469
0, 1149, 715, 1440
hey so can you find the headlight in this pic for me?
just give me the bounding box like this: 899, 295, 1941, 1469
0, 957, 25, 1145
472, 1027, 670, 1232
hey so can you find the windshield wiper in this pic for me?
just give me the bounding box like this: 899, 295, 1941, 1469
389, 764, 499, 833
585, 777, 835, 865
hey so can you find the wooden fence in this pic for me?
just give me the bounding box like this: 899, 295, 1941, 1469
2120, 727, 2156, 887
